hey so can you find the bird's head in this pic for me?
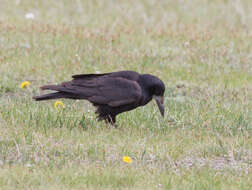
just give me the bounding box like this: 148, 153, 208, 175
141, 74, 165, 117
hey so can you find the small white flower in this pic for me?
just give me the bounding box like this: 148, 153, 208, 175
184, 41, 190, 47
25, 163, 32, 167
25, 13, 35, 19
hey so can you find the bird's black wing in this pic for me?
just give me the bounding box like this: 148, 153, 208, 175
72, 73, 111, 79
72, 71, 139, 81
40, 76, 142, 107
86, 77, 142, 107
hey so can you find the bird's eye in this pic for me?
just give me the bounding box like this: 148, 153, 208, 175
155, 90, 161, 96
151, 85, 163, 96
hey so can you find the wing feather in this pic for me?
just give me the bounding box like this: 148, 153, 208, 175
72, 73, 111, 79
87, 77, 142, 107
40, 74, 142, 107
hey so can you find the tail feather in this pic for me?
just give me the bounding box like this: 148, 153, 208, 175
34, 82, 94, 101
40, 85, 64, 91
33, 92, 65, 101
40, 84, 88, 95
33, 91, 84, 101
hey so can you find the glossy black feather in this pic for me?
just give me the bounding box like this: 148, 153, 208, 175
33, 70, 165, 125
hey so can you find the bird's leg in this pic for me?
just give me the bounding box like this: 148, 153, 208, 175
106, 115, 118, 128
112, 122, 118, 128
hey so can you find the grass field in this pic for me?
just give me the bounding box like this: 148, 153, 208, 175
0, 0, 252, 189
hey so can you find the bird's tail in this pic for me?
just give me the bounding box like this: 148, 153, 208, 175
33, 92, 65, 101
33, 84, 83, 101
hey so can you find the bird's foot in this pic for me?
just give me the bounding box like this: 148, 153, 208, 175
112, 123, 118, 128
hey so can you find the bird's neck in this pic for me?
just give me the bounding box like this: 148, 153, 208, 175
138, 76, 153, 105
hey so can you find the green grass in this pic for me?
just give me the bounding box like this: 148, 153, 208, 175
0, 0, 252, 189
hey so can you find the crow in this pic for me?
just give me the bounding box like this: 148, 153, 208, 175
33, 70, 165, 126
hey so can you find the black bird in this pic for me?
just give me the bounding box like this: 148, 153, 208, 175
33, 71, 165, 126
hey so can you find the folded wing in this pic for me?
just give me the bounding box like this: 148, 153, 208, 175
40, 76, 142, 107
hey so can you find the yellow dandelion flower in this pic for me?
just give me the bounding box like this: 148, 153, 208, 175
54, 101, 65, 109
20, 81, 31, 89
123, 156, 132, 164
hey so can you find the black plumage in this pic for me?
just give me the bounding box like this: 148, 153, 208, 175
33, 71, 165, 125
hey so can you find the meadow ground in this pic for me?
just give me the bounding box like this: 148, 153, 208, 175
0, 0, 252, 189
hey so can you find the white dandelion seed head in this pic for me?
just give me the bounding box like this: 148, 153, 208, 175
25, 13, 35, 19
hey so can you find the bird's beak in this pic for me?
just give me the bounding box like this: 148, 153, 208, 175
154, 95, 165, 117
